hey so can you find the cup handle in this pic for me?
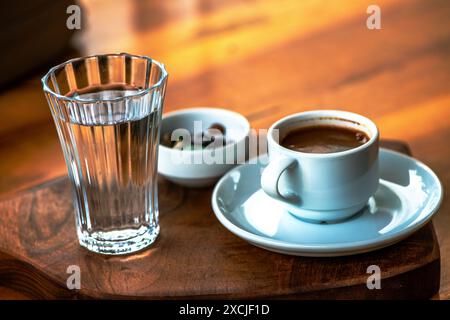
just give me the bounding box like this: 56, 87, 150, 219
261, 157, 297, 203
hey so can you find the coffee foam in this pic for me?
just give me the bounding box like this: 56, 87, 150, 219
277, 117, 372, 141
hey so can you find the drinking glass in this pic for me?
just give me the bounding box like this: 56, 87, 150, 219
41, 53, 168, 255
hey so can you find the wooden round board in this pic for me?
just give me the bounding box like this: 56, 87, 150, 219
0, 141, 440, 299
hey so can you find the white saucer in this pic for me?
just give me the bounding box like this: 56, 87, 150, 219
211, 149, 443, 257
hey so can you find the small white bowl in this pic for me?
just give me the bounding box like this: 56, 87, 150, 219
158, 107, 251, 187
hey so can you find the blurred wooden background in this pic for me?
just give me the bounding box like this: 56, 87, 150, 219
0, 0, 449, 299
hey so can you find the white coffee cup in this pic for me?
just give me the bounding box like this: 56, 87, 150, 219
261, 110, 379, 223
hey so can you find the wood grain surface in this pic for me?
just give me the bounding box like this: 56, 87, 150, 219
0, 0, 448, 298
0, 141, 441, 299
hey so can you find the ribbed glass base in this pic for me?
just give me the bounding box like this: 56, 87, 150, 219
78, 224, 160, 255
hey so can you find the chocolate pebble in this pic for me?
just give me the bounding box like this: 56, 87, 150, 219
167, 123, 229, 150
169, 135, 184, 149
162, 132, 173, 147
209, 123, 226, 135
203, 128, 225, 147
172, 138, 186, 150
192, 123, 227, 148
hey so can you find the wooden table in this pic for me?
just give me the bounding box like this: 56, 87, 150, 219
0, 0, 448, 299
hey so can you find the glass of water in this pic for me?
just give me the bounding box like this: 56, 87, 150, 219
42, 53, 168, 255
